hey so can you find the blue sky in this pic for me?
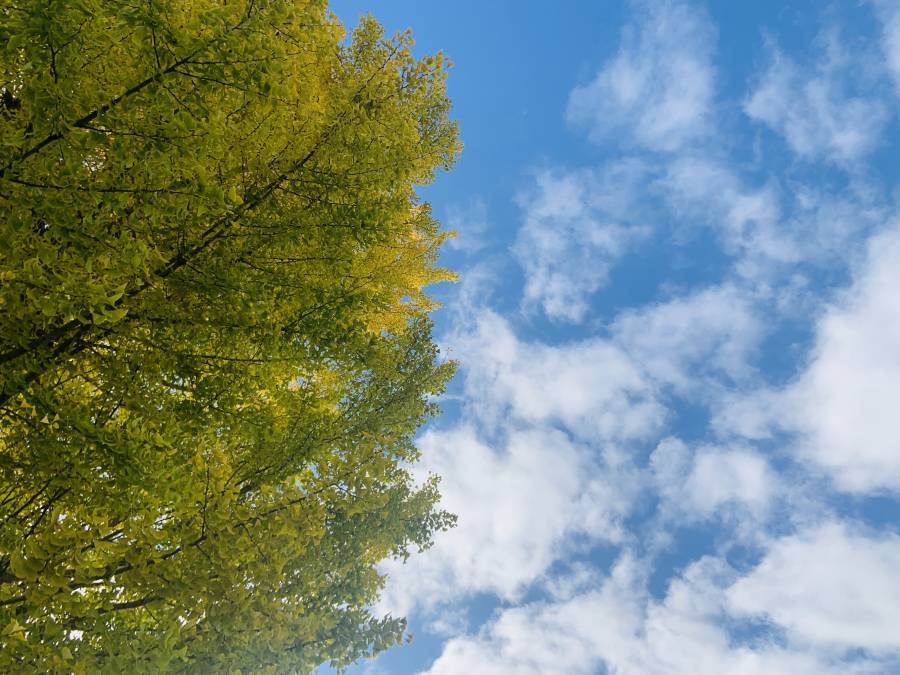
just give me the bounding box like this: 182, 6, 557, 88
330, 2, 900, 673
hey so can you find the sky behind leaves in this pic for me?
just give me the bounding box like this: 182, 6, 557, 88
331, 2, 900, 673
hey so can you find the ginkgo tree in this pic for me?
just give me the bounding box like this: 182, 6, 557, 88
0, 0, 460, 671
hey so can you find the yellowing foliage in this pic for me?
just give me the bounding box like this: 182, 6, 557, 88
0, 0, 459, 671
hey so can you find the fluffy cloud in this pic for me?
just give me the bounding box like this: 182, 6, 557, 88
412, 251, 900, 663
450, 309, 664, 443
728, 522, 900, 652
744, 39, 888, 165
612, 284, 763, 392
514, 168, 650, 323
377, 425, 638, 615
567, 0, 716, 152
651, 438, 776, 522
781, 184, 885, 266
711, 388, 782, 442
787, 223, 900, 492
423, 554, 876, 675
379, 283, 772, 616
374, 308, 658, 615
717, 223, 900, 492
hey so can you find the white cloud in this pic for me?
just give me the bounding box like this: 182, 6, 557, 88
381, 283, 778, 615
657, 156, 884, 288
377, 425, 638, 615
651, 438, 776, 522
422, 558, 640, 675
445, 197, 489, 253
514, 168, 650, 323
782, 183, 885, 265
567, 0, 716, 152
711, 222, 900, 493
657, 157, 793, 280
728, 522, 900, 652
744, 39, 888, 165
711, 388, 782, 441
369, 6, 900, 673
451, 309, 664, 443
687, 448, 774, 516
423, 555, 874, 675
425, 607, 471, 639
612, 284, 763, 393
380, 281, 774, 616
405, 213, 900, 675
374, 307, 665, 614
786, 223, 900, 492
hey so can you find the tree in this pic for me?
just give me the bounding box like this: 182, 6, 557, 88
0, 0, 459, 671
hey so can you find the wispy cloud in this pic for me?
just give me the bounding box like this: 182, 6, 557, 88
379, 278, 777, 617
567, 0, 716, 152
657, 156, 884, 285
873, 0, 900, 97
514, 168, 651, 323
744, 34, 889, 166
657, 157, 786, 271
444, 197, 489, 253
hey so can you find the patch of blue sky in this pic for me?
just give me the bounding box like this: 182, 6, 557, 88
647, 524, 718, 598
326, 1, 900, 673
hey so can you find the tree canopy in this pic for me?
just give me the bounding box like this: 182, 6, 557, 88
0, 0, 459, 671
